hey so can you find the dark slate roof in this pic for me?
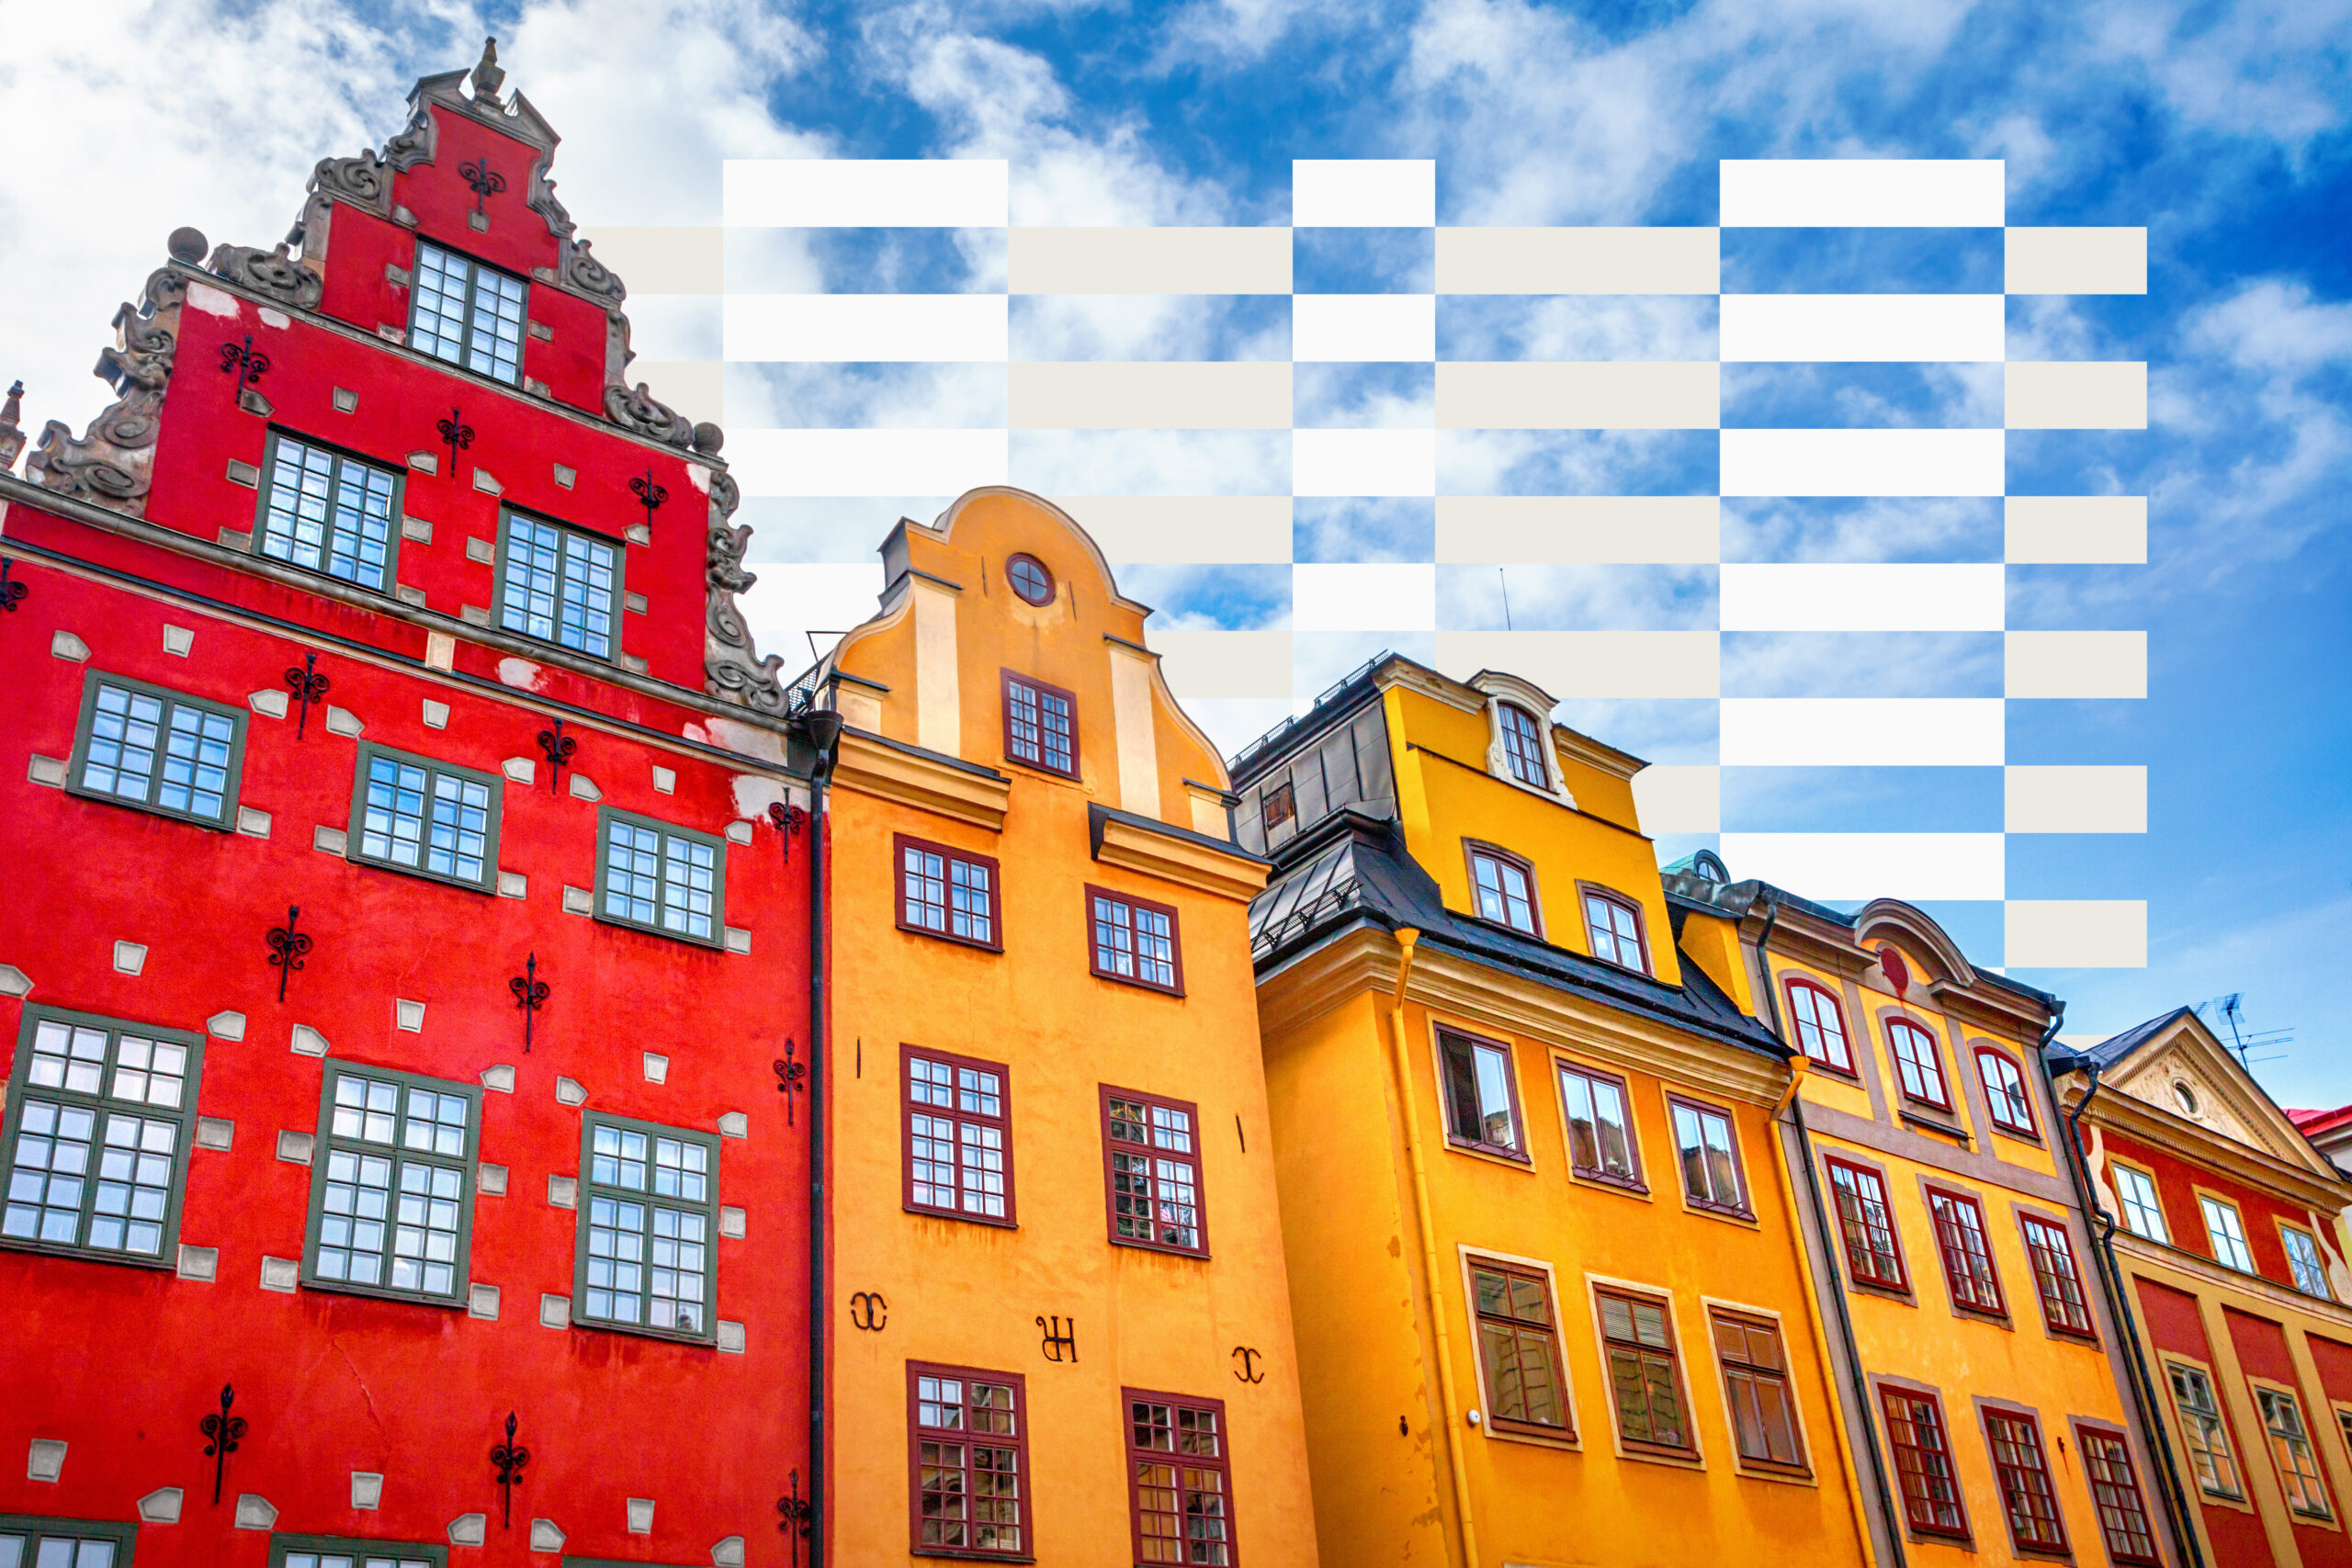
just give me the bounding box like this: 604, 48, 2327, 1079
2046, 1007, 2198, 1075
1250, 809, 1787, 1060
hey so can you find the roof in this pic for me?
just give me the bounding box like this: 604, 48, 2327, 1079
2288, 1105, 2352, 1137
2045, 1007, 2199, 1075
1250, 809, 1787, 1061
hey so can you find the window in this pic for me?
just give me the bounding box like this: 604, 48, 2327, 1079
896, 836, 1000, 952
2018, 1213, 2096, 1337
2284, 1226, 2334, 1299
69, 672, 244, 829
908, 1363, 1026, 1558
2165, 1364, 2242, 1499
1125, 1391, 1235, 1566
2257, 1385, 2333, 1518
575, 1114, 718, 1340
0, 1518, 135, 1568
1884, 1019, 1951, 1111
255, 434, 401, 592
1088, 886, 1182, 995
1596, 1288, 1690, 1454
1826, 1157, 1907, 1292
1005, 552, 1053, 606
1984, 1411, 2067, 1552
1556, 1062, 1643, 1190
1497, 702, 1549, 788
409, 242, 526, 384
348, 746, 500, 891
1580, 886, 1649, 973
1437, 1029, 1524, 1160
1668, 1097, 1747, 1216
497, 511, 621, 660
1784, 978, 1853, 1074
2113, 1163, 2168, 1243
270, 1534, 446, 1568
1881, 1388, 1968, 1538
1467, 1258, 1571, 1437
1467, 844, 1540, 936
1261, 780, 1295, 832
303, 1064, 477, 1304
1712, 1310, 1807, 1473
1926, 1187, 2005, 1316
1001, 671, 1076, 778
1103, 1089, 1206, 1257
2080, 1428, 2162, 1564
3, 1008, 203, 1263
597, 809, 725, 945
2201, 1194, 2255, 1272
1976, 1047, 2038, 1136
905, 1049, 1012, 1225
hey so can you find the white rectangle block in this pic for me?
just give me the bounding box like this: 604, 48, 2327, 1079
1433, 630, 1720, 699
1293, 428, 1437, 497
1066, 497, 1293, 564
1010, 362, 1292, 429
2005, 362, 2147, 430
1719, 698, 2005, 766
2007, 631, 2145, 699
2005, 900, 2146, 968
1293, 294, 1438, 362
1293, 563, 1437, 631
2006, 228, 2147, 295
723, 294, 1008, 363
1293, 160, 1437, 227
1435, 228, 1720, 295
1718, 295, 2006, 363
2005, 765, 2147, 834
1718, 563, 2006, 632
723, 159, 1010, 228
1437, 497, 1720, 565
1008, 228, 1293, 294
1720, 160, 2005, 228
1151, 630, 1297, 697
1632, 764, 1721, 834
2004, 496, 2146, 564
728, 429, 1010, 497
1436, 362, 1719, 429
1715, 832, 2006, 901
1720, 429, 2005, 497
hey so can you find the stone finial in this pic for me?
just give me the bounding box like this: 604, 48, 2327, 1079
470, 38, 505, 103
692, 422, 724, 457
0, 380, 24, 472
167, 228, 209, 264
2, 381, 22, 427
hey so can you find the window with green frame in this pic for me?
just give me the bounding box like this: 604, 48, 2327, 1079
595, 807, 726, 945
254, 433, 402, 593
408, 242, 526, 385
0, 1515, 139, 1568
301, 1063, 480, 1306
1, 1009, 204, 1266
268, 1537, 444, 1568
495, 510, 623, 660
345, 744, 503, 892
67, 671, 245, 830
574, 1113, 719, 1342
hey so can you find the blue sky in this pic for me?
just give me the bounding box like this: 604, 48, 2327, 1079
3, 0, 2345, 1100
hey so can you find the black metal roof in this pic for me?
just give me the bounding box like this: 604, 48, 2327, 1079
2046, 1007, 2199, 1075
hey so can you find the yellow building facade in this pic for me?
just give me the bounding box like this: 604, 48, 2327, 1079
804, 488, 1321, 1564
1238, 656, 1873, 1568
1665, 870, 2190, 1565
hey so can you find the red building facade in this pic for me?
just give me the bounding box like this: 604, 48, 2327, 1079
0, 43, 824, 1568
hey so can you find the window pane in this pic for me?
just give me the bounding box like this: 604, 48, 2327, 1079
2115, 1167, 2168, 1243
2201, 1197, 2255, 1272
1471, 1042, 1516, 1151
79, 680, 238, 824
501, 513, 617, 659
2285, 1229, 2333, 1299
2168, 1364, 2243, 1498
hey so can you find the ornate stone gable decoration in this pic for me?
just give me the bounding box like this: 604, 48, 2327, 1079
704, 461, 791, 716
27, 233, 197, 514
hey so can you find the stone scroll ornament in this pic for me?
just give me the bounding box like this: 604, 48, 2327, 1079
28, 236, 196, 514
703, 464, 791, 716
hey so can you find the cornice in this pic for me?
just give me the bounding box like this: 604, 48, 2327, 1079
2063, 1076, 2352, 1212
831, 728, 1011, 831
1089, 807, 1267, 903
2114, 1232, 2352, 1328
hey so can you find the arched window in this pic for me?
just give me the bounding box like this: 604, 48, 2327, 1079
1784, 979, 1854, 1074
1497, 703, 1549, 789
1886, 1019, 1951, 1111
1976, 1047, 2037, 1136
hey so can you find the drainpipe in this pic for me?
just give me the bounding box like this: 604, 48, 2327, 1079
799, 708, 843, 1568
1750, 896, 1908, 1567
1385, 929, 1482, 1568
2055, 1043, 2206, 1568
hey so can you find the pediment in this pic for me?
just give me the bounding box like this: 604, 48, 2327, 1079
2102, 1011, 2335, 1178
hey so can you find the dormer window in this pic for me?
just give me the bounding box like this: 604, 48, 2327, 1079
1498, 703, 1549, 788
410, 242, 526, 385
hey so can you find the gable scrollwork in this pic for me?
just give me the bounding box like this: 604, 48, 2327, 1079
702, 467, 790, 716
27, 264, 188, 513
604, 380, 695, 449
207, 242, 324, 311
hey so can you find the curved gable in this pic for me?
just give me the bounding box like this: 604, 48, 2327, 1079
1851, 899, 1977, 989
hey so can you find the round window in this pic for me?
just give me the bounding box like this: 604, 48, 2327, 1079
1007, 553, 1054, 605
2173, 1082, 2200, 1116
1877, 945, 1911, 995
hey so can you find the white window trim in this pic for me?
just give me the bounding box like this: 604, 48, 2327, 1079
1471, 673, 1576, 807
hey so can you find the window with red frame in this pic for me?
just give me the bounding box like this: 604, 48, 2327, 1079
896, 835, 1001, 952
1927, 1187, 2006, 1315
1103, 1089, 1206, 1256
1088, 886, 1182, 995
1438, 1029, 1526, 1159
2081, 1427, 2163, 1564
1498, 702, 1550, 788
1711, 1310, 1808, 1473
1976, 1047, 2037, 1136
1468, 1258, 1572, 1437
1785, 978, 1854, 1073
2019, 1213, 2096, 1337
1581, 886, 1650, 973
904, 1049, 1013, 1225
908, 1362, 1026, 1558
1596, 1287, 1690, 1453
1126, 1391, 1235, 1566
1985, 1410, 2067, 1552
1467, 844, 1541, 936
1001, 671, 1076, 777
1881, 1388, 1968, 1539
1826, 1157, 1907, 1292
1885, 1019, 1951, 1110
1668, 1096, 1748, 1216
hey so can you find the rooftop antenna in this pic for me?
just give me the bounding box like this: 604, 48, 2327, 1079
2199, 993, 2295, 1071
1498, 568, 1512, 632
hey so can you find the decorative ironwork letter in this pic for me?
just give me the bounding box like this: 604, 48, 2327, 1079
285, 651, 329, 739
219, 333, 270, 387
436, 407, 475, 475
199, 1382, 246, 1506
537, 717, 576, 795
849, 1291, 887, 1332
266, 906, 311, 1003
509, 953, 548, 1053
490, 1410, 528, 1527
1231, 1346, 1265, 1384
776, 1471, 815, 1568
774, 1042, 806, 1127
768, 800, 808, 863
1036, 1314, 1078, 1363
0, 558, 26, 615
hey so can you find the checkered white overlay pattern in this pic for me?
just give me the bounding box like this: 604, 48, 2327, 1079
584, 157, 2148, 969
